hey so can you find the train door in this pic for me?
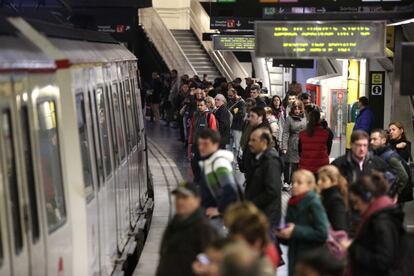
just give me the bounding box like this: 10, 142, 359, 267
110, 68, 129, 251
73, 66, 101, 276
13, 74, 46, 276
0, 75, 26, 276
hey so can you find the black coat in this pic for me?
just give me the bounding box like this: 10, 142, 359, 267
214, 105, 231, 146
348, 207, 404, 276
389, 138, 412, 162
228, 98, 245, 131
320, 186, 348, 232
156, 208, 218, 276
331, 151, 387, 185
245, 147, 282, 226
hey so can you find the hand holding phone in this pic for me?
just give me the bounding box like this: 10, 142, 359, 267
197, 253, 210, 265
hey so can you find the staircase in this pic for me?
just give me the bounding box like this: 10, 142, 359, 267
171, 29, 221, 81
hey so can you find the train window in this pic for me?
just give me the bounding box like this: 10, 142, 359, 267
37, 100, 66, 233
2, 110, 23, 253
112, 85, 126, 160
75, 93, 94, 198
95, 88, 112, 177
124, 81, 136, 146
21, 106, 40, 242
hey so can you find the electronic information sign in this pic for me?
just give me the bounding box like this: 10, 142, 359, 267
213, 35, 255, 51
255, 21, 386, 58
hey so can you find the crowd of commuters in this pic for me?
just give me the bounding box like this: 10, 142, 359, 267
149, 70, 414, 276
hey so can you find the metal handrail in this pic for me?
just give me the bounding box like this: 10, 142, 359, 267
189, 0, 249, 81
139, 8, 197, 76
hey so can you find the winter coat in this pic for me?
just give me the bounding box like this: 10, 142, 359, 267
353, 107, 374, 134
389, 138, 412, 162
198, 150, 239, 212
320, 186, 348, 232
156, 208, 219, 276
188, 110, 218, 144
240, 121, 254, 152
214, 105, 231, 147
298, 125, 330, 173
150, 78, 163, 104
228, 98, 246, 131
347, 198, 404, 276
282, 114, 307, 163
374, 146, 409, 197
283, 191, 329, 276
245, 147, 282, 226
331, 151, 388, 185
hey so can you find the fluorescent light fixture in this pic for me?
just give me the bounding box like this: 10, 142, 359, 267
387, 18, 414, 27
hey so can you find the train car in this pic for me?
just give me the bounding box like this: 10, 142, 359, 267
0, 16, 152, 276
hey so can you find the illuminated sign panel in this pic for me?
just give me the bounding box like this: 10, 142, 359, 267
213, 35, 255, 51
255, 21, 386, 58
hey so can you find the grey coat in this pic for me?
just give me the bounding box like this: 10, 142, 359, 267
282, 115, 307, 163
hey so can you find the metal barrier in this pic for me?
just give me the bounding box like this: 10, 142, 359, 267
139, 7, 197, 76
189, 0, 249, 81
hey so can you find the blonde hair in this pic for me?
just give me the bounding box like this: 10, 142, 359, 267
205, 96, 215, 108
293, 169, 316, 190
317, 165, 349, 208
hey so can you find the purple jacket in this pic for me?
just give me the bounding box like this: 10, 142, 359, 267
354, 107, 374, 134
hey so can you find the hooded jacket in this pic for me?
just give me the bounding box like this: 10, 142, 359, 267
347, 197, 404, 276
282, 114, 307, 163
199, 150, 239, 212
245, 147, 282, 226
353, 107, 374, 134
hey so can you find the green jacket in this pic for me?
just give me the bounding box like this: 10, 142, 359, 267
284, 191, 329, 276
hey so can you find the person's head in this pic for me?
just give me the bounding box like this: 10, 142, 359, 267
299, 93, 311, 106
197, 128, 221, 158
171, 69, 178, 79
306, 109, 321, 137
349, 172, 389, 214
292, 169, 316, 196
224, 202, 270, 251
205, 96, 215, 110
370, 129, 388, 150
197, 99, 208, 112
227, 88, 237, 100
249, 84, 261, 98
287, 91, 298, 106
219, 241, 261, 276
203, 73, 208, 80
388, 121, 407, 141
295, 247, 345, 276
245, 77, 253, 86
181, 83, 190, 94
317, 165, 349, 208
351, 130, 370, 161
245, 98, 256, 112
358, 96, 369, 110
248, 107, 265, 127
248, 128, 272, 154
172, 181, 201, 218
194, 87, 204, 100
290, 99, 304, 116
264, 107, 274, 120
271, 95, 282, 109
214, 94, 227, 108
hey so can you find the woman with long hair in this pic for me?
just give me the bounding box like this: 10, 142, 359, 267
298, 109, 331, 173
388, 121, 412, 162
281, 100, 307, 187
270, 95, 285, 120
317, 165, 349, 232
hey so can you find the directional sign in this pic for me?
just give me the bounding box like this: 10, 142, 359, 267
213, 35, 255, 51
210, 17, 255, 30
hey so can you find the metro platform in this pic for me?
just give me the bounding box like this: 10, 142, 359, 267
133, 119, 414, 276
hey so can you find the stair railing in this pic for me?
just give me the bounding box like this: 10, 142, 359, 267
190, 0, 249, 81
139, 7, 197, 76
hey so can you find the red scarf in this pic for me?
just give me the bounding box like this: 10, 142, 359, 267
354, 195, 395, 239
288, 192, 308, 206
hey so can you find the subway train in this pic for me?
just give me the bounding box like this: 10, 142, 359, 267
0, 16, 152, 276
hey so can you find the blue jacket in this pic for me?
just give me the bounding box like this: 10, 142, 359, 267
354, 107, 374, 134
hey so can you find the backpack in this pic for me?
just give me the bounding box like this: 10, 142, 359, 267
381, 149, 414, 202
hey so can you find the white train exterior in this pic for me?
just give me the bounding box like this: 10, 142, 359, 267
0, 16, 151, 276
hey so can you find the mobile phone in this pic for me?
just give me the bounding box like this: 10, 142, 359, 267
197, 253, 210, 265
276, 221, 288, 231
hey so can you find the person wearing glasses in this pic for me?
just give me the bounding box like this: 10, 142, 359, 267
281, 100, 307, 190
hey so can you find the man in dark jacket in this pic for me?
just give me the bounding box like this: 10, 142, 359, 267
156, 181, 218, 276
245, 128, 282, 226
332, 130, 387, 185
250, 84, 267, 108
370, 129, 410, 200
213, 94, 231, 149
353, 96, 374, 134
228, 88, 246, 155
